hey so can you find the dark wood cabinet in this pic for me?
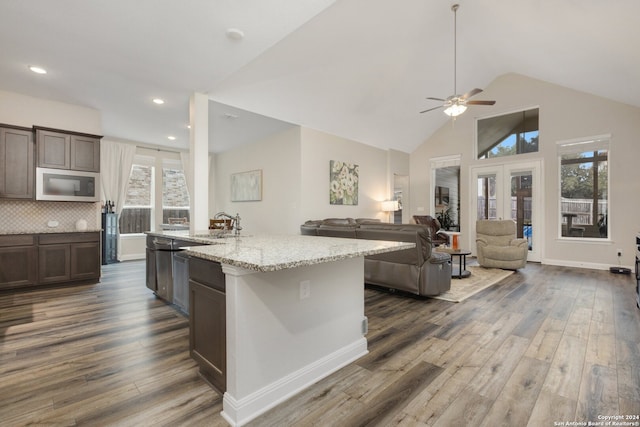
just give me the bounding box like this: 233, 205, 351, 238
70, 241, 101, 281
35, 127, 101, 172
70, 135, 100, 172
38, 243, 71, 284
0, 235, 37, 289
38, 232, 101, 285
0, 124, 34, 199
101, 213, 118, 265
36, 129, 70, 169
189, 257, 226, 392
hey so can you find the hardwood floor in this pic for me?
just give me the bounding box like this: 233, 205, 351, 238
1, 261, 638, 426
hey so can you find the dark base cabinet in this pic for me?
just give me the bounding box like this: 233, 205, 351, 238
39, 243, 71, 284
0, 235, 37, 289
0, 232, 101, 290
71, 241, 101, 281
189, 257, 226, 392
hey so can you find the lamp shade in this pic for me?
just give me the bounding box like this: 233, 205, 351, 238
444, 103, 467, 117
381, 200, 399, 212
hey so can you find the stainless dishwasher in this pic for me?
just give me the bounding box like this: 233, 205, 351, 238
148, 236, 178, 301
146, 235, 206, 313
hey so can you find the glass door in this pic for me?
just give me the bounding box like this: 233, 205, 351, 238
471, 160, 541, 262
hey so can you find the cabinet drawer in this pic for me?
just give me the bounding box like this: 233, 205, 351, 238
39, 232, 99, 245
189, 257, 225, 292
0, 234, 36, 247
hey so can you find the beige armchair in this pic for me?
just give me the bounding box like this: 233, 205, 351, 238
476, 220, 528, 270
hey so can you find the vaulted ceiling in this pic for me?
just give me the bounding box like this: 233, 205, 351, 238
1, 0, 639, 154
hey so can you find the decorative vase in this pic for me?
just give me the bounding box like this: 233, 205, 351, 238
452, 234, 459, 250
75, 219, 88, 231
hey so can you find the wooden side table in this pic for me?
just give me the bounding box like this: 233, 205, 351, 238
436, 247, 471, 279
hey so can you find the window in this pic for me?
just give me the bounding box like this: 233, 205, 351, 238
162, 166, 190, 224
476, 173, 497, 220
120, 159, 154, 234
558, 137, 609, 239
119, 155, 190, 234
477, 108, 539, 159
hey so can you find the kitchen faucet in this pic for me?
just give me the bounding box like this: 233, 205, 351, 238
214, 212, 242, 236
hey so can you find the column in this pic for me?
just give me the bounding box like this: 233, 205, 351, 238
189, 92, 209, 232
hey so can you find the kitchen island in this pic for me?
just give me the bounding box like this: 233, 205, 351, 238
147, 231, 413, 426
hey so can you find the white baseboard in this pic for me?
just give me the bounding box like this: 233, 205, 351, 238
118, 253, 145, 261
221, 338, 367, 427
542, 258, 633, 271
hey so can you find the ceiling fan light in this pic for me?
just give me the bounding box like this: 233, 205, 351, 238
444, 104, 467, 117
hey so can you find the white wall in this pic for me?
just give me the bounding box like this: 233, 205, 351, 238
410, 73, 640, 269
213, 127, 408, 232
299, 127, 392, 223
213, 127, 302, 235
0, 90, 101, 134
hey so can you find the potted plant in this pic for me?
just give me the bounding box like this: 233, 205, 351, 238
597, 214, 607, 238
436, 208, 454, 231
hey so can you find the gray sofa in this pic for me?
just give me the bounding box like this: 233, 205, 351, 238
301, 218, 451, 296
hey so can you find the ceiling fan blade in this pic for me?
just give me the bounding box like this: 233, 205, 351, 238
466, 100, 496, 105
461, 88, 483, 100
426, 97, 446, 102
420, 105, 444, 114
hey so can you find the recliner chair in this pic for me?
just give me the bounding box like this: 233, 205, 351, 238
412, 215, 450, 246
476, 219, 528, 270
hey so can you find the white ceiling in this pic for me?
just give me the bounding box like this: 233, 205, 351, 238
1, 0, 639, 154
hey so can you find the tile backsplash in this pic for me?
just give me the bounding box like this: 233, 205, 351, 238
0, 200, 101, 233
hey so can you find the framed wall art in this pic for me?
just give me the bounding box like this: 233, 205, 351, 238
329, 160, 358, 205
231, 169, 262, 202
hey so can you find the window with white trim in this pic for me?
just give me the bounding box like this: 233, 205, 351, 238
477, 108, 539, 159
558, 136, 609, 239
162, 159, 190, 224
120, 156, 155, 234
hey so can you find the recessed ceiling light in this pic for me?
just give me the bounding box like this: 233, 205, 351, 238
226, 28, 245, 40
152, 98, 165, 105
29, 65, 47, 74
167, 136, 176, 141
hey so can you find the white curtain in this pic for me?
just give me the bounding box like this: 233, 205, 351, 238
100, 140, 136, 215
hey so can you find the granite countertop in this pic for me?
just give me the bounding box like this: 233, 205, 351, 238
146, 230, 415, 273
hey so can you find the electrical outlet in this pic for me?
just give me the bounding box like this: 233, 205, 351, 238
617, 249, 622, 257
299, 280, 311, 300
362, 317, 369, 335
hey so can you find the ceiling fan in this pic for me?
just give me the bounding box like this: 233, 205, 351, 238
420, 4, 495, 117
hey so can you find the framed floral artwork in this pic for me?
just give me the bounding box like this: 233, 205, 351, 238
329, 160, 358, 205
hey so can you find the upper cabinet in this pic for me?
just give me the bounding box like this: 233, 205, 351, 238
0, 124, 34, 199
37, 129, 70, 169
71, 134, 101, 171
35, 127, 101, 172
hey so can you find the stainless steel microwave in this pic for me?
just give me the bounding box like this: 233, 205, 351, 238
36, 167, 100, 202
